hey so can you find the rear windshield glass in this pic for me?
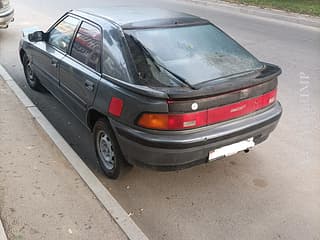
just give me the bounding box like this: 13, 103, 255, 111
125, 24, 263, 86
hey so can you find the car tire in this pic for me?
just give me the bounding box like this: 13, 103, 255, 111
93, 118, 123, 179
22, 54, 42, 91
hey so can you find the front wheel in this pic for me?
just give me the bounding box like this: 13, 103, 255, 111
93, 118, 123, 179
22, 54, 42, 91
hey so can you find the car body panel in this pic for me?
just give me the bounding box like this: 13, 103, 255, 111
59, 55, 101, 121
34, 43, 64, 88
92, 74, 169, 127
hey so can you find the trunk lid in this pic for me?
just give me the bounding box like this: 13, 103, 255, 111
165, 63, 280, 112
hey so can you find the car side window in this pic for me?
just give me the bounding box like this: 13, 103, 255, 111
70, 22, 101, 72
102, 23, 130, 81
48, 16, 79, 53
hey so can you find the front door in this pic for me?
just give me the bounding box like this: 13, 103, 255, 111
33, 15, 80, 95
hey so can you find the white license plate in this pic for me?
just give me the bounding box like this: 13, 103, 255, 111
209, 137, 255, 161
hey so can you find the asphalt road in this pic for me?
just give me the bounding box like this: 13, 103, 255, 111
1, 0, 320, 239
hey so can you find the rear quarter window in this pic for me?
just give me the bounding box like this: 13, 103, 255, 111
102, 23, 130, 81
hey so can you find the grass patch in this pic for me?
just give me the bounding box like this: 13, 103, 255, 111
224, 0, 320, 16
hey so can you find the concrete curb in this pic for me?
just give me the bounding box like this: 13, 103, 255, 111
182, 0, 320, 28
0, 219, 8, 240
0, 64, 149, 240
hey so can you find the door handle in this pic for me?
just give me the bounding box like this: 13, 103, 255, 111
84, 80, 95, 91
51, 58, 59, 68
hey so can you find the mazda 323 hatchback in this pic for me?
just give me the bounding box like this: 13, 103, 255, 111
19, 7, 282, 179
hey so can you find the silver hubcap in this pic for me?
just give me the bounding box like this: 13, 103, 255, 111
97, 131, 115, 170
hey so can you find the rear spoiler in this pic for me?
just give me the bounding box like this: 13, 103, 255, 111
164, 63, 281, 100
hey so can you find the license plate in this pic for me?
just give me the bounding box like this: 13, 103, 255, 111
209, 137, 255, 161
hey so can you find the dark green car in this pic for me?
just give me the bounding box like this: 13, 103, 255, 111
19, 7, 282, 179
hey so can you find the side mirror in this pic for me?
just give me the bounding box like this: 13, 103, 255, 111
28, 31, 46, 42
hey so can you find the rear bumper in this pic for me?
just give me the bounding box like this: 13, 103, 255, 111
0, 7, 14, 28
111, 101, 282, 170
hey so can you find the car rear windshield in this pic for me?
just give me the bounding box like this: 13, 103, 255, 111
125, 24, 263, 87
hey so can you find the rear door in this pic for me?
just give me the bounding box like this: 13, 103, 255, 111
32, 16, 80, 93
59, 21, 102, 122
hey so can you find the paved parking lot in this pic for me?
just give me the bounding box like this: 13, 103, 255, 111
1, 0, 319, 239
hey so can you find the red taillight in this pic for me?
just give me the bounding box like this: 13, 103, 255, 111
137, 111, 207, 130
137, 89, 277, 130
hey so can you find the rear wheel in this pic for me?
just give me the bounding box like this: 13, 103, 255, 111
22, 54, 42, 91
93, 118, 123, 179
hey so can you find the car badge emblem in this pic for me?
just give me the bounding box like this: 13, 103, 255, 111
191, 103, 198, 111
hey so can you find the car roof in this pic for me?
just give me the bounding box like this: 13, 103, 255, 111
73, 7, 208, 29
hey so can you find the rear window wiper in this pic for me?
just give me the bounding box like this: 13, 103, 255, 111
128, 35, 194, 89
